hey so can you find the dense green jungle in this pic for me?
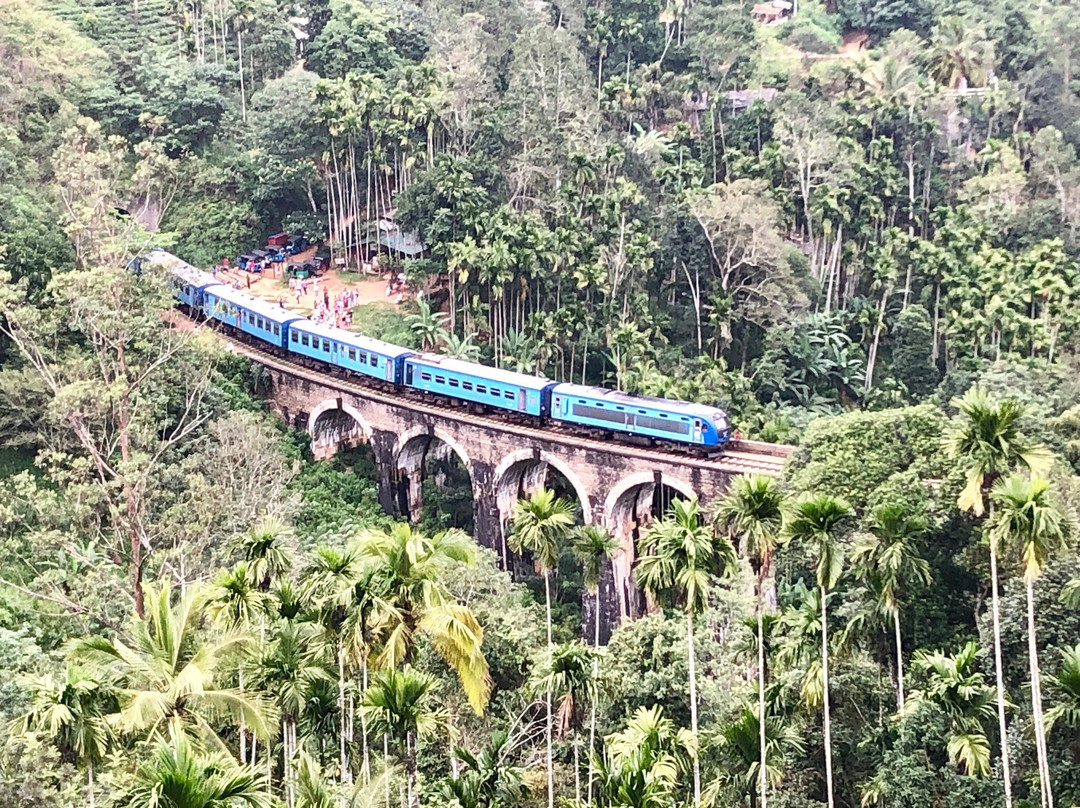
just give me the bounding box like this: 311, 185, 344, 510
3, 0, 1080, 807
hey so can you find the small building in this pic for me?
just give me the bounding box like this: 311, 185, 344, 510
725, 88, 780, 113
751, 0, 792, 23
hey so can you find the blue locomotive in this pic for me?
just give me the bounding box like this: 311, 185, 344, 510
149, 250, 733, 449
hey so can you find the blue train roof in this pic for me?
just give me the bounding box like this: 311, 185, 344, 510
204, 284, 305, 326
148, 249, 218, 288
290, 319, 414, 358
407, 353, 556, 391
552, 382, 731, 425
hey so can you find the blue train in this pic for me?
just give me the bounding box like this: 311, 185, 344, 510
150, 249, 734, 449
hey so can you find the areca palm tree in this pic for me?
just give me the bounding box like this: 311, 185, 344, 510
127, 729, 273, 808
715, 475, 786, 808
71, 580, 270, 752
908, 642, 997, 777
593, 706, 697, 808
571, 524, 618, 803
989, 475, 1067, 808
782, 494, 852, 808
439, 731, 527, 808
943, 385, 1053, 808
536, 641, 601, 802
358, 523, 490, 713
1046, 644, 1080, 732
508, 488, 576, 808
851, 504, 931, 710
235, 517, 294, 592
715, 705, 806, 808
635, 497, 736, 806
362, 666, 444, 808
16, 664, 117, 808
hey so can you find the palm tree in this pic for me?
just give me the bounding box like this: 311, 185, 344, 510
127, 729, 273, 808
358, 523, 490, 713
715, 705, 806, 808
71, 580, 270, 752
989, 475, 1067, 808
850, 503, 931, 710
508, 488, 576, 808
15, 664, 117, 808
782, 494, 852, 808
207, 564, 270, 765
715, 475, 786, 808
1046, 644, 1080, 733
908, 642, 997, 777
439, 731, 527, 808
571, 525, 618, 803
593, 706, 697, 808
536, 641, 601, 802
943, 385, 1053, 808
362, 666, 444, 808
635, 497, 736, 806
925, 16, 992, 89
235, 517, 294, 592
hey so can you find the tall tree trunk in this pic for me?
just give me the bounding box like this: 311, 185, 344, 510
687, 610, 702, 806
1027, 580, 1054, 808
545, 571, 554, 808
587, 590, 600, 805
573, 734, 581, 804
339, 643, 349, 784
362, 660, 371, 784
820, 586, 835, 808
758, 602, 768, 808
88, 760, 95, 808
237, 31, 247, 121
407, 732, 419, 808
893, 609, 905, 711
990, 543, 1014, 808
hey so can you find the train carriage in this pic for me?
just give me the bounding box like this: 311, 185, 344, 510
403, 354, 557, 417
201, 285, 301, 349
149, 248, 219, 310
288, 320, 412, 384
550, 383, 733, 447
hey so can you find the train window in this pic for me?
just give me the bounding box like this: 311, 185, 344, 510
462, 381, 473, 391
359, 352, 368, 364
322, 340, 330, 351
449, 378, 459, 388
435, 375, 446, 384
348, 349, 356, 360
492, 388, 502, 398
273, 325, 280, 336
476, 385, 486, 394
421, 372, 432, 381
504, 390, 514, 400
291, 331, 298, 342
301, 334, 309, 346
636, 413, 690, 435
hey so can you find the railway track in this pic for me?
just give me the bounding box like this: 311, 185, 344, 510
224, 331, 792, 478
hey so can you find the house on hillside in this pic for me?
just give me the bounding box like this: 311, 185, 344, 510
751, 0, 792, 24
725, 88, 780, 113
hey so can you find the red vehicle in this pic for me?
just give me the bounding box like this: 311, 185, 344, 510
267, 231, 289, 247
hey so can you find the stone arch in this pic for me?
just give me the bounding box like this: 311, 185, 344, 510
392, 426, 474, 528
602, 471, 697, 624
308, 397, 372, 458
493, 449, 593, 525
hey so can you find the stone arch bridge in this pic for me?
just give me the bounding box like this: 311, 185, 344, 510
241, 343, 790, 640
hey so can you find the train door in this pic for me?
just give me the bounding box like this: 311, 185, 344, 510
405, 363, 414, 385
385, 358, 394, 382
517, 389, 526, 412
693, 419, 703, 443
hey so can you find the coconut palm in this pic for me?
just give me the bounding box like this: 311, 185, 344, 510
71, 580, 270, 752
358, 523, 490, 713
715, 475, 786, 808
635, 497, 736, 806
990, 475, 1068, 808
508, 488, 576, 808
908, 642, 997, 777
362, 666, 444, 808
782, 494, 852, 808
127, 728, 273, 808
943, 385, 1053, 808
572, 524, 618, 803
15, 664, 117, 808
535, 641, 601, 802
850, 503, 931, 710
